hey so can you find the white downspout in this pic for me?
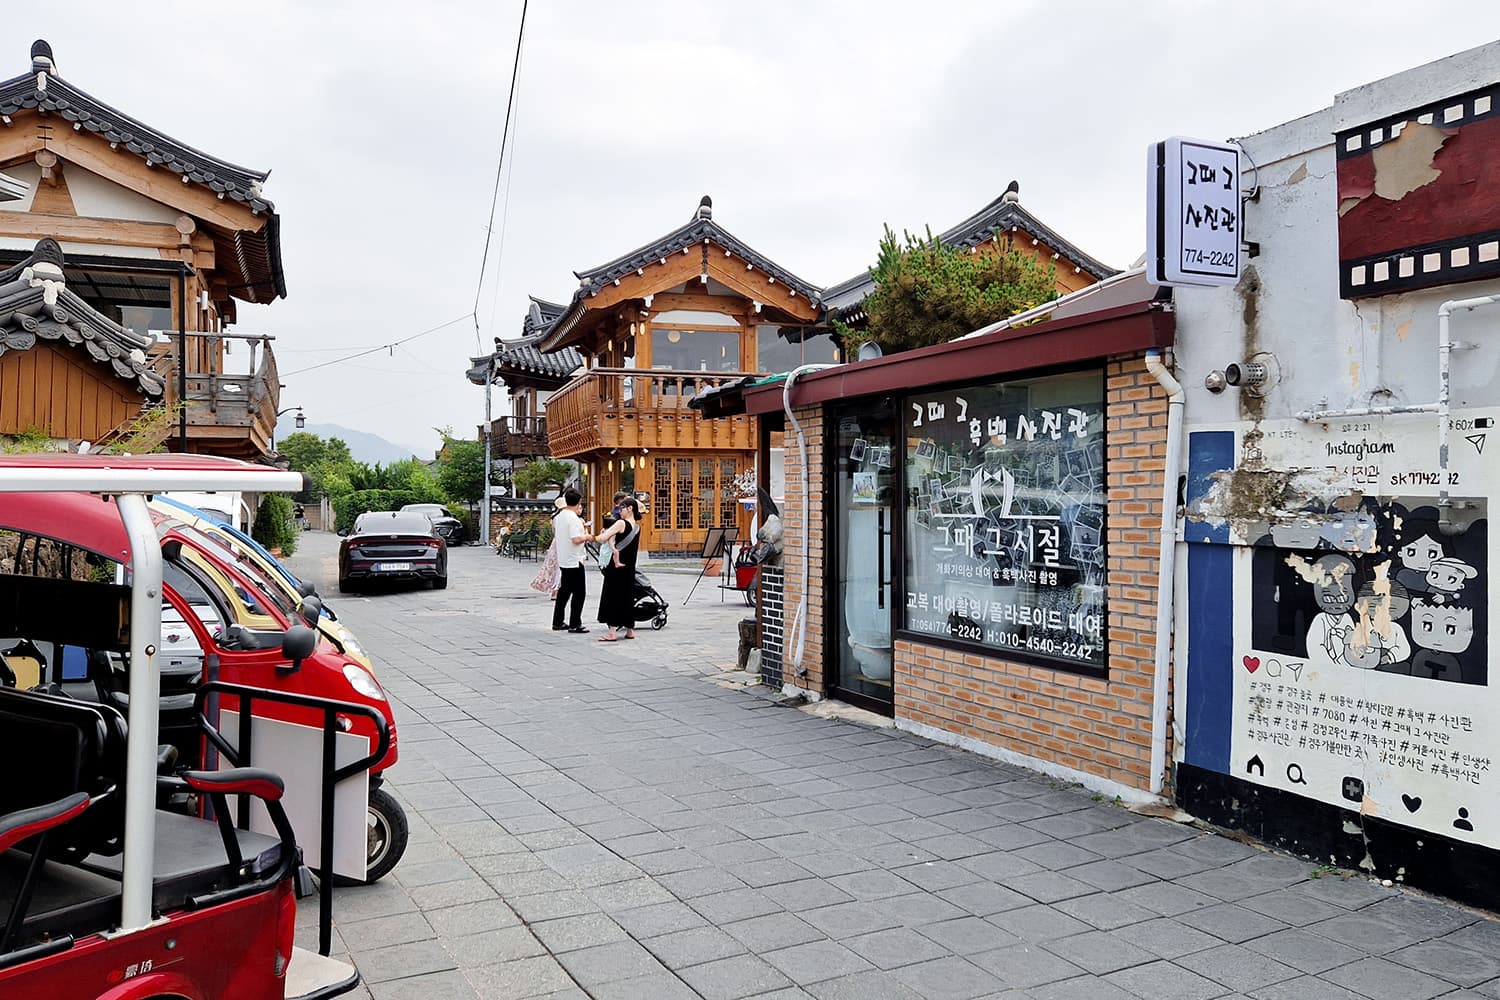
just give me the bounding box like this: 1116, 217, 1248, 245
1437, 293, 1500, 533
117, 493, 164, 932
1143, 348, 1183, 797
782, 364, 836, 678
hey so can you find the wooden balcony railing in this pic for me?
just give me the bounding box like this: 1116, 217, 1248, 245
156, 333, 280, 458
487, 415, 549, 457
546, 368, 756, 458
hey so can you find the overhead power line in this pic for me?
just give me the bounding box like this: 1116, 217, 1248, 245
473, 0, 531, 348
280, 313, 474, 377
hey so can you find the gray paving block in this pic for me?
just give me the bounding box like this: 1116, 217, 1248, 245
1364, 895, 1478, 939
588, 972, 702, 1000
844, 926, 952, 970
1308, 910, 1428, 952
1064, 859, 1156, 893
1052, 891, 1158, 930
465, 955, 576, 999
1041, 928, 1156, 975
1180, 902, 1288, 944
723, 912, 828, 952
1247, 976, 1370, 1000
959, 851, 1046, 882
1322, 956, 1453, 1000
690, 887, 783, 924
1237, 888, 1346, 926
1441, 918, 1500, 955
1293, 873, 1395, 909
409, 877, 498, 911
529, 912, 628, 953
736, 858, 818, 888
508, 890, 598, 923
1241, 929, 1365, 975
831, 869, 924, 901
342, 911, 437, 949
764, 939, 877, 985
763, 879, 859, 912
1112, 881, 1221, 918
612, 900, 709, 938
1027, 975, 1138, 1000
1003, 872, 1100, 906
936, 881, 1034, 917
1103, 959, 1227, 1000
916, 915, 1022, 956
985, 904, 1093, 943
970, 943, 1087, 988
892, 861, 984, 893
368, 969, 479, 1000
1014, 841, 1105, 871
679, 953, 795, 1000
807, 969, 925, 999
556, 939, 666, 987
643, 925, 748, 970
1101, 918, 1222, 961
354, 939, 459, 984
1388, 939, 1500, 988
892, 955, 1007, 1000
1175, 942, 1300, 992
444, 925, 547, 968
802, 900, 907, 938
658, 866, 748, 898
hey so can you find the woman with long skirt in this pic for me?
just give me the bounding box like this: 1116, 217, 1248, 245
596, 497, 641, 641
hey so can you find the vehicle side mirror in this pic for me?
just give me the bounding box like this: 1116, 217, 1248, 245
279, 624, 317, 673
296, 580, 318, 598
298, 596, 323, 627
337, 528, 350, 537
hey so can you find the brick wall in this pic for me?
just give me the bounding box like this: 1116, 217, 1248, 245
779, 405, 826, 694
759, 567, 785, 688
896, 354, 1168, 792
779, 355, 1170, 793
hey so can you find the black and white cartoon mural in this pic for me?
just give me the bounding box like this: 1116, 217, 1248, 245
902, 370, 1106, 673
1250, 500, 1488, 685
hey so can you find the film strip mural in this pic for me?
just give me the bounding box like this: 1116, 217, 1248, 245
1337, 83, 1500, 299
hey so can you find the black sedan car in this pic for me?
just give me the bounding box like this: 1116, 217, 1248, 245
339, 510, 447, 592
400, 503, 465, 546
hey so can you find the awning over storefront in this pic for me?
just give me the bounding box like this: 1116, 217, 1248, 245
740, 272, 1173, 413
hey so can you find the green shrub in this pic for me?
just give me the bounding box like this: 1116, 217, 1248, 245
252, 494, 299, 556
332, 489, 440, 533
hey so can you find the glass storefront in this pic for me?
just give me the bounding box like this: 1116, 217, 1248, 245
900, 369, 1107, 675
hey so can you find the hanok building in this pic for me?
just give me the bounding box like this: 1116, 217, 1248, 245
0, 40, 285, 458
466, 298, 584, 533
523, 196, 832, 552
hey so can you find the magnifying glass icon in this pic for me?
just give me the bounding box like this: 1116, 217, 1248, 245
1287, 763, 1307, 785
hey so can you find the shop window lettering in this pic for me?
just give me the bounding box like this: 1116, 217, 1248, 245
903, 371, 1106, 672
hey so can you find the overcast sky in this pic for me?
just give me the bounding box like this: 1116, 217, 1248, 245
12, 3, 1500, 456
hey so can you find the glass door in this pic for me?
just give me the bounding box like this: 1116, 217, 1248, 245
829, 404, 896, 713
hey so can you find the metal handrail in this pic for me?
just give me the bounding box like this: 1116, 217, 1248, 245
193, 681, 391, 957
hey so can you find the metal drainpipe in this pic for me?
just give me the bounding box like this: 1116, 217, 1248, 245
482, 362, 494, 546
1437, 293, 1500, 533
1143, 348, 1183, 797
782, 364, 837, 679
177, 264, 189, 451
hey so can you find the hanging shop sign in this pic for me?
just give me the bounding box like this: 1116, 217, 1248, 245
902, 370, 1107, 673
1147, 135, 1243, 287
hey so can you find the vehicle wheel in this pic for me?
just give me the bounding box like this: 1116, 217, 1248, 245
653, 612, 668, 630
359, 787, 408, 884
433, 574, 448, 590
338, 577, 355, 594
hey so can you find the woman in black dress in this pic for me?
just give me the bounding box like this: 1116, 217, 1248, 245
597, 497, 641, 641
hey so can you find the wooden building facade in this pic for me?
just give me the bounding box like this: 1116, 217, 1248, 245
0, 40, 286, 458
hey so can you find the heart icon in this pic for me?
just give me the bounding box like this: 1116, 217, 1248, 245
1402, 794, 1422, 813
1242, 655, 1261, 673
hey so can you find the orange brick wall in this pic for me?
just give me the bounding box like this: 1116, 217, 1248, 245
780, 405, 826, 694
782, 354, 1171, 793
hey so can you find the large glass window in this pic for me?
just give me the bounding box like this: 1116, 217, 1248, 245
650, 327, 741, 372
756, 325, 843, 373
901, 370, 1106, 674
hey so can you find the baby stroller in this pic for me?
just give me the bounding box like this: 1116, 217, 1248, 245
634, 570, 669, 629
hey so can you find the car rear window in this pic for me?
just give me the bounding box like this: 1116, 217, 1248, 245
355, 513, 433, 536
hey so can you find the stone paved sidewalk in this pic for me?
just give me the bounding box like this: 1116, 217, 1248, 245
285, 535, 1500, 1000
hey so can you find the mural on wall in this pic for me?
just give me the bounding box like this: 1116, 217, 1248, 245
1189, 409, 1497, 848
1337, 81, 1500, 298
902, 370, 1106, 673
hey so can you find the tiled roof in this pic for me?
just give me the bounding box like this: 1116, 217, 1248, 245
0, 41, 285, 304
824, 182, 1117, 317
572, 197, 822, 307
0, 239, 166, 397
466, 300, 584, 387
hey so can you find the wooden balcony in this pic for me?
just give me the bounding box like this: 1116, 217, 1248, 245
487, 415, 550, 457
546, 368, 756, 459
156, 334, 280, 459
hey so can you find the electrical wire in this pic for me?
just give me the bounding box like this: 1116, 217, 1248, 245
472, 0, 530, 349
280, 313, 473, 377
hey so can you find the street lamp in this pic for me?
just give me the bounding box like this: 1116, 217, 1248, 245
270, 406, 305, 453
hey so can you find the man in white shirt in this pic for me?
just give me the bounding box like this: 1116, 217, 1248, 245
552, 488, 593, 633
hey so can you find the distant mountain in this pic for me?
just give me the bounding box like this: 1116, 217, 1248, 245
280, 421, 432, 466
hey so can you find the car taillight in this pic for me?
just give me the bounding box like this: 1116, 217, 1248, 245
275, 887, 296, 977
426, 539, 441, 548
